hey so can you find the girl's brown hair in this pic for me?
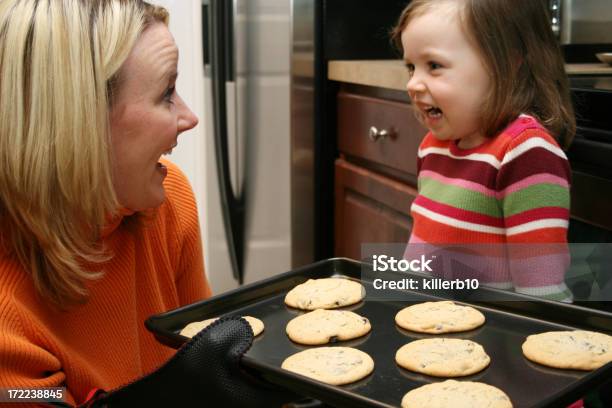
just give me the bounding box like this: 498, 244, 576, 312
391, 0, 575, 148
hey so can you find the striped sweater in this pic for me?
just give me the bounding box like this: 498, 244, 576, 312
407, 115, 573, 301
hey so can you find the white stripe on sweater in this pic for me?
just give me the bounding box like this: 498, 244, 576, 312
418, 147, 502, 169
501, 137, 567, 166
506, 219, 569, 236
412, 203, 506, 234
413, 202, 568, 236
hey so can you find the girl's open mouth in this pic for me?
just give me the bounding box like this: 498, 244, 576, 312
425, 106, 443, 119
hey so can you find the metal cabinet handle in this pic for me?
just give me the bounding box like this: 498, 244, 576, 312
368, 126, 388, 142
550, 0, 561, 38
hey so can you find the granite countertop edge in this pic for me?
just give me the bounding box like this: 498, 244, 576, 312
328, 60, 612, 93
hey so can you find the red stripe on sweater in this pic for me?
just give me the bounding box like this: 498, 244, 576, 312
420, 132, 511, 161
419, 154, 498, 189
412, 213, 506, 244
505, 207, 570, 228
507, 227, 568, 243
415, 196, 504, 227
497, 147, 571, 189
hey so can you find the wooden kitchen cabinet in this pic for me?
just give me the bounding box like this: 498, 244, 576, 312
335, 159, 418, 259
334, 85, 427, 259
337, 91, 423, 176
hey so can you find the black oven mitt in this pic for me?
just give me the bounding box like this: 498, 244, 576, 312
81, 317, 299, 407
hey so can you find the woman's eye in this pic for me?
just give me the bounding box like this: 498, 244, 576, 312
164, 86, 176, 103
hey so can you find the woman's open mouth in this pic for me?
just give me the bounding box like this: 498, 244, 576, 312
162, 142, 177, 156
156, 161, 168, 176
156, 142, 177, 176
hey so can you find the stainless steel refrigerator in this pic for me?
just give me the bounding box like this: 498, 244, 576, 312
203, 0, 299, 293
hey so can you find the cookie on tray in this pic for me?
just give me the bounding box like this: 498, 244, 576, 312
401, 380, 512, 408
284, 277, 365, 310
286, 309, 371, 345
395, 301, 485, 334
281, 347, 374, 385
396, 338, 490, 377
522, 330, 612, 370
180, 316, 264, 338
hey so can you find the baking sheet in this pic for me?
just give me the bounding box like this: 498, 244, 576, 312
146, 258, 612, 408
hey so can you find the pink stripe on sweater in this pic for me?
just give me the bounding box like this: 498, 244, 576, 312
498, 173, 569, 198
405, 242, 513, 283
508, 252, 570, 286
419, 170, 497, 197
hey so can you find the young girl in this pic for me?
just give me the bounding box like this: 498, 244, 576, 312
392, 0, 575, 302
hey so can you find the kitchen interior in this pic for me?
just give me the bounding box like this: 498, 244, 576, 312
150, 0, 612, 406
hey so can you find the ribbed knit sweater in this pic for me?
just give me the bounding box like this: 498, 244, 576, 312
0, 159, 211, 406
407, 115, 573, 301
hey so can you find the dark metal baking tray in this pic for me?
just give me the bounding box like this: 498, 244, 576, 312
145, 258, 612, 408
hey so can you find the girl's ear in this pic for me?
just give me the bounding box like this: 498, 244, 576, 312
512, 53, 524, 76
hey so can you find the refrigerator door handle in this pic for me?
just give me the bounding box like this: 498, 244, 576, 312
224, 0, 246, 197
202, 0, 210, 76
223, 0, 235, 82
208, 0, 245, 284
224, 0, 242, 198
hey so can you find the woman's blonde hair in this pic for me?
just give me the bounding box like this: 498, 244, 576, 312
0, 0, 168, 309
391, 0, 575, 148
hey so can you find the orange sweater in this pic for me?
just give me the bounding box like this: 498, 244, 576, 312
0, 160, 211, 406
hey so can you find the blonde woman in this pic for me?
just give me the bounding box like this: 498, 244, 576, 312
0, 1, 294, 406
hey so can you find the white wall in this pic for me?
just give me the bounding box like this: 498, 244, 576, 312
240, 0, 292, 284
150, 0, 211, 280
151, 0, 293, 294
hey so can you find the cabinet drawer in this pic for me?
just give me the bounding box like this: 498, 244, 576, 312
337, 91, 427, 177
334, 159, 417, 260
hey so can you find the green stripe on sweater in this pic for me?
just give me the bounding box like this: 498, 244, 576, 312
503, 184, 569, 216
419, 177, 501, 217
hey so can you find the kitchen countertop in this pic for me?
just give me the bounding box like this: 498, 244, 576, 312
328, 60, 409, 91
328, 59, 612, 92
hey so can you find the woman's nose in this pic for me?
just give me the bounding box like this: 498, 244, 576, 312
176, 94, 199, 133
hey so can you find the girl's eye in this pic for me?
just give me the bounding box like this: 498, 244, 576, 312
405, 63, 415, 76
429, 61, 442, 70
164, 86, 176, 103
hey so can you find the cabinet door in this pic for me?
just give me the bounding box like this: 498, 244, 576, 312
337, 91, 427, 177
334, 159, 418, 260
